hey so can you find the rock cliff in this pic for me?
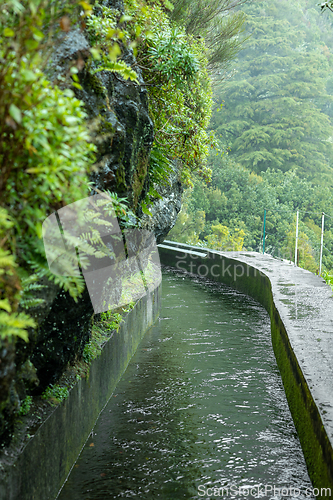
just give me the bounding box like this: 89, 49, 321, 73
0, 0, 182, 443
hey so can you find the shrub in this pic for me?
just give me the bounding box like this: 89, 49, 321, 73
124, 0, 216, 188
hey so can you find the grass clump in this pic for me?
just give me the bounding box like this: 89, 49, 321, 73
82, 308, 130, 365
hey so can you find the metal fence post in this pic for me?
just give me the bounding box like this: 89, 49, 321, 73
294, 210, 299, 266
319, 212, 325, 276
263, 209, 266, 254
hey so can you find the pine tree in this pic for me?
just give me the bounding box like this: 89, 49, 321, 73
211, 0, 333, 186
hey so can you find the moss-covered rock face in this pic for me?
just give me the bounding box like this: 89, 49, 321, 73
30, 288, 94, 392
0, 339, 16, 442
87, 66, 153, 210
0, 0, 177, 445
52, 23, 153, 211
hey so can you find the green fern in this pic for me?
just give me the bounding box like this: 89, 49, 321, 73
0, 310, 35, 342
149, 146, 174, 186
27, 257, 86, 303
19, 274, 46, 310
92, 60, 138, 81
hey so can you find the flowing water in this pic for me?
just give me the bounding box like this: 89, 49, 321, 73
58, 268, 315, 499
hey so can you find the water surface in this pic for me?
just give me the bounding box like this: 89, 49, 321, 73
59, 268, 314, 499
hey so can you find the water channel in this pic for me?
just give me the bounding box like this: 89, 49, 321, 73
58, 268, 314, 499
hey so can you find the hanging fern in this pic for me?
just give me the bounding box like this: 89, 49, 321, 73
149, 146, 175, 186
91, 59, 138, 82
0, 310, 35, 342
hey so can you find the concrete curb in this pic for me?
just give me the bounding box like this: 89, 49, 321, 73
158, 242, 333, 498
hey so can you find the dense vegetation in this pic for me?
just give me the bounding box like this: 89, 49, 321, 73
0, 0, 246, 340
213, 0, 333, 186
0, 0, 97, 344
168, 0, 333, 275
124, 0, 215, 187
0, 0, 245, 435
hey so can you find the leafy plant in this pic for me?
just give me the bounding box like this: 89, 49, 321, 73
0, 0, 142, 350
205, 224, 245, 251
212, 0, 333, 187
146, 27, 199, 86
122, 301, 136, 313
99, 311, 123, 331
18, 395, 32, 416
0, 209, 36, 341
85, 2, 138, 82
322, 271, 333, 291
125, 0, 216, 186
149, 146, 174, 187
0, 0, 98, 310
41, 384, 69, 406
18, 274, 46, 310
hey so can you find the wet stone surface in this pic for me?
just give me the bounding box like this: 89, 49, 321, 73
221, 251, 333, 449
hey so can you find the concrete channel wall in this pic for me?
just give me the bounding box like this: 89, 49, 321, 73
158, 241, 333, 498
0, 285, 161, 500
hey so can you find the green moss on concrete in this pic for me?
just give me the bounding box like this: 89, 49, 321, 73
98, 115, 116, 134
271, 310, 333, 497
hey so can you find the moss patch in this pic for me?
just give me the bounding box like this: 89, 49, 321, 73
271, 309, 333, 497
133, 151, 149, 208
83, 69, 108, 97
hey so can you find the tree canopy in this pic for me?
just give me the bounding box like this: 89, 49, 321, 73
211, 0, 333, 186
168, 0, 333, 274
